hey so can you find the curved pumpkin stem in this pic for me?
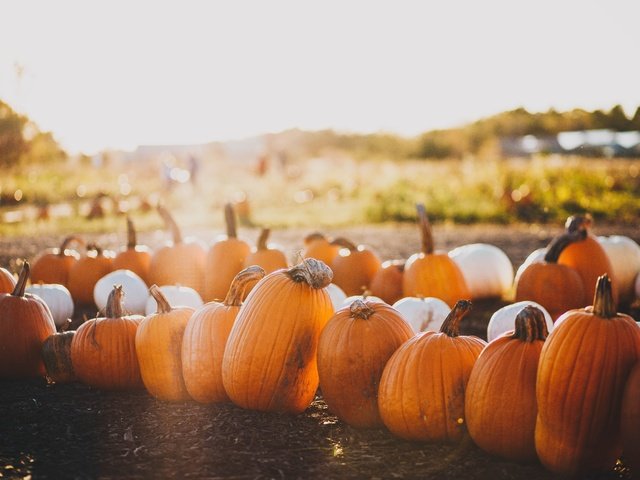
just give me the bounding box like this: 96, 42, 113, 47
543, 229, 587, 263
330, 237, 358, 252
304, 232, 327, 245
565, 213, 593, 234
350, 299, 375, 320
149, 285, 172, 314
105, 285, 126, 318
593, 274, 616, 318
511, 305, 549, 342
59, 235, 85, 256
287, 259, 333, 289
12, 261, 29, 297
224, 266, 266, 307
416, 203, 434, 255
256, 228, 270, 251
225, 203, 238, 239
439, 299, 472, 337
86, 243, 103, 257
126, 216, 137, 249
157, 205, 183, 245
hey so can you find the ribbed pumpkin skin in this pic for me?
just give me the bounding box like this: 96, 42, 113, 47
368, 260, 404, 305
67, 251, 114, 304
621, 362, 640, 473
204, 238, 252, 302
465, 307, 548, 462
0, 267, 16, 294
402, 253, 470, 308
222, 264, 334, 414
378, 302, 485, 442
331, 248, 382, 297
317, 300, 413, 428
136, 305, 194, 401
113, 246, 152, 286
71, 316, 143, 390
535, 279, 640, 476
42, 331, 77, 384
149, 242, 207, 296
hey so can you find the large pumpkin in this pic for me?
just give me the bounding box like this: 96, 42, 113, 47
465, 305, 548, 462
203, 203, 251, 302
317, 299, 413, 428
0, 262, 56, 378
30, 236, 84, 287
402, 204, 470, 308
535, 275, 640, 476
378, 300, 486, 442
112, 216, 152, 285
222, 259, 334, 414
67, 243, 114, 305
621, 361, 640, 473
330, 238, 382, 296
181, 266, 265, 403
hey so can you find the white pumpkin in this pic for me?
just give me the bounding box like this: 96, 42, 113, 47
513, 247, 547, 285
486, 300, 554, 342
597, 235, 640, 303
94, 269, 149, 315
341, 294, 385, 308
392, 296, 451, 334
144, 284, 203, 315
325, 283, 347, 311
25, 283, 74, 328
449, 243, 514, 300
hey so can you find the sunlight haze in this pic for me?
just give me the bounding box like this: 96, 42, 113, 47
1, 0, 639, 155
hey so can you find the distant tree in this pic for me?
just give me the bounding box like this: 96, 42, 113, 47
631, 107, 640, 130
0, 100, 28, 168
607, 104, 631, 131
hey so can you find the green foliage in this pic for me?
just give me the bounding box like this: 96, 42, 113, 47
0, 100, 28, 168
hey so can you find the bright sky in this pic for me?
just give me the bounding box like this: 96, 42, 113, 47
1, 0, 639, 155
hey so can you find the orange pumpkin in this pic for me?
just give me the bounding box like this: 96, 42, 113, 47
136, 285, 194, 401
465, 305, 548, 462
368, 259, 405, 305
30, 236, 84, 287
181, 266, 265, 403
67, 243, 114, 305
378, 300, 486, 442
317, 299, 413, 428
514, 230, 586, 320
535, 275, 640, 476
149, 205, 207, 296
243, 228, 288, 274
203, 203, 251, 302
222, 259, 334, 414
557, 214, 619, 307
621, 361, 640, 474
42, 330, 77, 384
402, 204, 470, 308
0, 262, 57, 379
71, 285, 143, 390
0, 266, 16, 294
330, 238, 382, 296
112, 216, 152, 285
302, 232, 341, 266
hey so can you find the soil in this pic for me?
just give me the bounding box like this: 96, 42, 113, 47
1, 223, 638, 479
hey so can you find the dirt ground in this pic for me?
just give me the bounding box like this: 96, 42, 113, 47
1, 222, 638, 479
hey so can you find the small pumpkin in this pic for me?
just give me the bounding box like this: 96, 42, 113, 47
144, 284, 203, 315
449, 243, 514, 300
330, 237, 382, 296
402, 204, 470, 308
30, 236, 84, 287
0, 266, 16, 294
369, 259, 405, 305
136, 285, 195, 401
112, 216, 152, 285
302, 232, 341, 266
513, 247, 546, 286
42, 330, 77, 384
222, 259, 334, 414
0, 262, 57, 379
392, 296, 451, 334
535, 275, 640, 476
94, 269, 148, 315
182, 266, 266, 403
67, 243, 114, 305
486, 300, 553, 342
26, 283, 74, 329
378, 300, 486, 442
71, 285, 144, 390
243, 228, 288, 274
317, 299, 413, 428
203, 203, 251, 302
621, 361, 640, 474
465, 306, 549, 462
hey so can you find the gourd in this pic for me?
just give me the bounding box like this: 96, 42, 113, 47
403, 204, 470, 308
67, 243, 114, 305
392, 296, 451, 334
368, 259, 405, 305
26, 283, 74, 329
94, 269, 148, 315
181, 266, 266, 403
112, 216, 152, 285
449, 243, 514, 300
71, 285, 144, 390
144, 285, 203, 315
535, 275, 640, 476
330, 238, 382, 296
30, 236, 84, 287
378, 300, 486, 442
317, 300, 413, 428
222, 259, 334, 414
486, 300, 553, 342
0, 262, 57, 378
465, 305, 548, 462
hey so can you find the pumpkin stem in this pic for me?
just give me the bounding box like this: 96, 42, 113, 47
149, 284, 172, 314
439, 300, 472, 337
105, 285, 126, 318
58, 235, 84, 256
287, 258, 333, 289
543, 229, 587, 263
511, 305, 549, 342
126, 216, 137, 249
256, 228, 270, 250
330, 237, 358, 251
350, 299, 375, 320
593, 274, 616, 318
565, 213, 593, 234
224, 266, 266, 306
225, 203, 238, 239
12, 261, 29, 297
416, 203, 434, 255
86, 243, 103, 257
157, 205, 183, 245
304, 232, 327, 245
